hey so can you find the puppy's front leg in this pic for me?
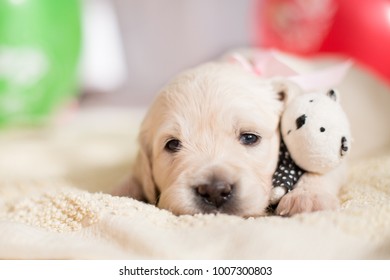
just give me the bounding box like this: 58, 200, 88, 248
275, 164, 347, 216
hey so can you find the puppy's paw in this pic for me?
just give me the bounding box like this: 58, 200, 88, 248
275, 188, 339, 216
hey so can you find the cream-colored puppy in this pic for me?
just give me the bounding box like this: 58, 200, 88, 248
114, 60, 349, 217
115, 62, 298, 216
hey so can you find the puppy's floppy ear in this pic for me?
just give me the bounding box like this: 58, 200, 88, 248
130, 131, 158, 203
111, 171, 145, 201
271, 78, 302, 107
111, 131, 157, 203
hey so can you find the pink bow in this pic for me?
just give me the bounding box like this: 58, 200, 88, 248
228, 50, 352, 91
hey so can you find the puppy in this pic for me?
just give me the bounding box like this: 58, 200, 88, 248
114, 61, 342, 217
113, 62, 300, 216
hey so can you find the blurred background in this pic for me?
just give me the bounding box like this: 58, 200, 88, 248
81, 0, 254, 106
2, 0, 390, 116
0, 0, 390, 191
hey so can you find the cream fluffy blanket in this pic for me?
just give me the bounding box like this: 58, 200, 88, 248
0, 108, 389, 259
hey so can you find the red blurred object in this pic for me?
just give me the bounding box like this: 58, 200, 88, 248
255, 0, 390, 83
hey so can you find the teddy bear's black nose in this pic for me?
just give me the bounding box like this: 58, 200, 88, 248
296, 114, 307, 129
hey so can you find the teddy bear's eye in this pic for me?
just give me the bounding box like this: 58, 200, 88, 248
309, 99, 314, 103
320, 127, 326, 132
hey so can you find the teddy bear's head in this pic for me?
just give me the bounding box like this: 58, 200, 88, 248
281, 89, 351, 174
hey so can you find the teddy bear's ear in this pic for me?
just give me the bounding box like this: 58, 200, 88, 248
271, 78, 303, 106
326, 88, 339, 102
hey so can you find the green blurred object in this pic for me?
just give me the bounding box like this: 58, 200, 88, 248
0, 0, 82, 126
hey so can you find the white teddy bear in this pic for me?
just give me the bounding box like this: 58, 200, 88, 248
223, 49, 352, 214
270, 88, 351, 206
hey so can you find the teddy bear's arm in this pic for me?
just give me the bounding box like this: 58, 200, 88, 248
275, 163, 347, 216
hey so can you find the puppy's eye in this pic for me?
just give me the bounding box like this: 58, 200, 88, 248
165, 139, 181, 153
239, 133, 261, 146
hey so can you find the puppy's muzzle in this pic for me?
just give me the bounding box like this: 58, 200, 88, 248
194, 180, 233, 208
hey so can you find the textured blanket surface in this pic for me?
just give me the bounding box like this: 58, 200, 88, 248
0, 108, 389, 259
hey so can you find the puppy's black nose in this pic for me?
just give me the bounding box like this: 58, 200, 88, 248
296, 114, 307, 129
195, 181, 233, 208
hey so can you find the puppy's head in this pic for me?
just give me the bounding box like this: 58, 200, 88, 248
131, 62, 300, 216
